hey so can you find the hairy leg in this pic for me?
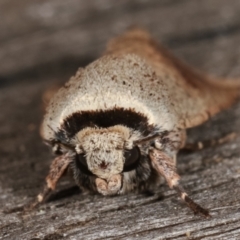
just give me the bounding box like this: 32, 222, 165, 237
149, 147, 210, 217
24, 152, 73, 211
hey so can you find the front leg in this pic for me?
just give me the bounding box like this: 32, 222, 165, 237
24, 152, 73, 211
149, 148, 210, 217
154, 130, 186, 164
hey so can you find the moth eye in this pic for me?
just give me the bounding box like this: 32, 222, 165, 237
77, 154, 88, 168
76, 154, 93, 175
123, 146, 141, 172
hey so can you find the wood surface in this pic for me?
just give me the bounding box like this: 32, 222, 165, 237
1, 0, 240, 239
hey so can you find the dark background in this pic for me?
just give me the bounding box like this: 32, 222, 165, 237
1, 1, 240, 239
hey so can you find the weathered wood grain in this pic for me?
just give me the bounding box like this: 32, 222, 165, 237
0, 1, 240, 239
1, 0, 240, 77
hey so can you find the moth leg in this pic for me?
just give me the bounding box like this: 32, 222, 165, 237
184, 132, 237, 151
149, 148, 210, 217
24, 153, 73, 211
154, 130, 186, 164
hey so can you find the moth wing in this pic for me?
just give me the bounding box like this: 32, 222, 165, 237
106, 28, 240, 129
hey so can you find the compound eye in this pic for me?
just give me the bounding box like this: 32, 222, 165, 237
76, 154, 93, 175
78, 154, 88, 167
123, 146, 141, 172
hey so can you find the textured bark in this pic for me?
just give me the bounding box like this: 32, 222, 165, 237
1, 1, 240, 239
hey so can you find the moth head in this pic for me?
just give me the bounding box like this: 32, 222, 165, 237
74, 125, 141, 179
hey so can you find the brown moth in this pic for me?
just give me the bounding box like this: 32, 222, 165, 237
28, 28, 240, 217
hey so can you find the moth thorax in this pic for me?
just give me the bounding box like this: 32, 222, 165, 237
76, 126, 131, 179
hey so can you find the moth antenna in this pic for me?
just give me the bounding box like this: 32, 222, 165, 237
149, 147, 210, 217
134, 133, 160, 145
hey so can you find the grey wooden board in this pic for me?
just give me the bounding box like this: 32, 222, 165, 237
1, 0, 240, 239
1, 0, 240, 77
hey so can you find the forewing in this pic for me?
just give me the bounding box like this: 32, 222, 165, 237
106, 28, 240, 129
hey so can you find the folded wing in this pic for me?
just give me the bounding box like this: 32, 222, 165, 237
105, 28, 240, 129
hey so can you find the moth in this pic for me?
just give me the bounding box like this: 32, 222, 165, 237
28, 28, 240, 217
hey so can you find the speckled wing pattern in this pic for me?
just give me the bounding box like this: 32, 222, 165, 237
42, 28, 240, 141
106, 28, 240, 129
